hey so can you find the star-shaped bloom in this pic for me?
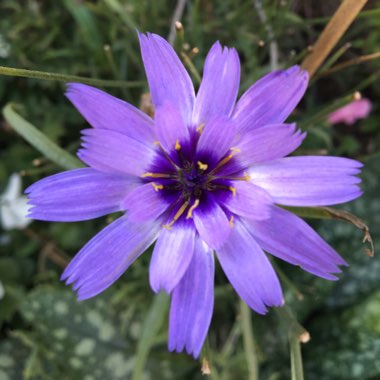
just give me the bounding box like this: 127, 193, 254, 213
26, 33, 362, 358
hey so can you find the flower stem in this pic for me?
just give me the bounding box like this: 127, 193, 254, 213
290, 334, 304, 380
240, 300, 259, 380
301, 0, 368, 78
0, 65, 144, 88
275, 306, 310, 380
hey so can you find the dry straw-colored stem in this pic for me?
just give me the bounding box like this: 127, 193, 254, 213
302, 0, 368, 78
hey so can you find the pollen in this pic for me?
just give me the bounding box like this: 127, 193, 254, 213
229, 215, 235, 228
151, 182, 164, 192
197, 161, 208, 171
229, 186, 237, 196
186, 199, 200, 219
196, 123, 205, 134
175, 139, 181, 150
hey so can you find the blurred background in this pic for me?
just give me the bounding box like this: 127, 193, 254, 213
0, 1, 379, 379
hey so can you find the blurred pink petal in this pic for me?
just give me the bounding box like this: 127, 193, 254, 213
327, 98, 372, 125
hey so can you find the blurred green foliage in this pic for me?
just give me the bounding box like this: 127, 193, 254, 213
0, 1, 379, 379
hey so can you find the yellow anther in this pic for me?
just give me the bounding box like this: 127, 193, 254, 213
151, 183, 164, 192
229, 186, 237, 196
197, 161, 208, 171
175, 139, 181, 150
163, 201, 190, 229
230, 147, 241, 153
229, 215, 235, 228
196, 123, 205, 134
142, 172, 172, 179
186, 199, 200, 219
243, 172, 251, 181
153, 140, 161, 145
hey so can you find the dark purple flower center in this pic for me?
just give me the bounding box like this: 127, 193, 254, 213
142, 132, 247, 227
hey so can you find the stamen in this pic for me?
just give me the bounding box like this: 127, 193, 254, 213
196, 123, 205, 134
163, 201, 190, 229
229, 215, 235, 228
142, 172, 173, 179
186, 199, 200, 219
151, 182, 164, 192
154, 141, 179, 169
175, 139, 181, 151
197, 161, 208, 171
230, 147, 241, 153
229, 186, 237, 196
218, 172, 251, 181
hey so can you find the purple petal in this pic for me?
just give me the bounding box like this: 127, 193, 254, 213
26, 168, 135, 221
225, 181, 273, 220
61, 216, 160, 300
138, 33, 195, 125
236, 123, 306, 164
169, 238, 214, 358
122, 183, 170, 222
78, 128, 155, 176
196, 117, 236, 165
249, 156, 363, 206
192, 42, 240, 125
245, 206, 347, 280
65, 83, 154, 143
150, 220, 196, 293
154, 102, 190, 154
193, 193, 231, 249
232, 66, 308, 134
217, 218, 283, 314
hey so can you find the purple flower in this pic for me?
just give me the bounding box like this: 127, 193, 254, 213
327, 98, 372, 125
26, 33, 363, 358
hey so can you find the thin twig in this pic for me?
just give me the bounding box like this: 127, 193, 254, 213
168, 0, 188, 46
253, 0, 279, 70
0, 65, 144, 88
301, 0, 368, 78
318, 52, 380, 78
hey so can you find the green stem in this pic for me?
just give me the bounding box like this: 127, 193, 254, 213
290, 335, 304, 380
275, 306, 309, 380
240, 300, 259, 380
0, 65, 144, 88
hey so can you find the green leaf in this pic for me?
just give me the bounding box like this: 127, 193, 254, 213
2, 103, 83, 170
132, 292, 170, 380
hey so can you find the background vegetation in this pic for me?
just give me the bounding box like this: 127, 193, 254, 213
0, 1, 379, 379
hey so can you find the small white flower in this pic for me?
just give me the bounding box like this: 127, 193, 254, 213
0, 173, 31, 230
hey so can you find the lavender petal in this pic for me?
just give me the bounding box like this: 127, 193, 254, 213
26, 168, 135, 221
139, 33, 195, 125
225, 181, 273, 220
122, 183, 170, 222
61, 216, 160, 300
236, 123, 306, 164
150, 220, 196, 293
65, 83, 154, 143
168, 238, 214, 358
193, 193, 231, 249
245, 206, 348, 280
78, 128, 155, 176
192, 42, 240, 125
155, 102, 190, 154
232, 66, 308, 134
217, 218, 284, 314
249, 156, 363, 206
